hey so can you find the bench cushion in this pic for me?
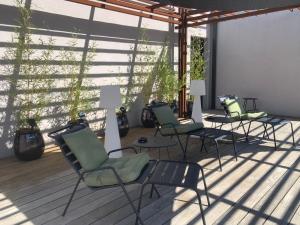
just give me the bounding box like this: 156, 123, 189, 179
245, 112, 268, 120
160, 122, 203, 135
84, 153, 150, 187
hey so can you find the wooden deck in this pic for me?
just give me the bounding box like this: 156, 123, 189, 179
1, 111, 300, 225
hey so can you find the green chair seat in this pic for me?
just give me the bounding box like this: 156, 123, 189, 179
62, 127, 150, 187
244, 112, 268, 120
160, 122, 203, 136
84, 153, 150, 187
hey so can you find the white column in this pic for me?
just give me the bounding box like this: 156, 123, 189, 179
190, 80, 206, 123
192, 95, 203, 123
100, 85, 122, 158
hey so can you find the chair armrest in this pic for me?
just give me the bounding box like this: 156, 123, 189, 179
159, 122, 179, 135
229, 111, 242, 119
108, 147, 137, 156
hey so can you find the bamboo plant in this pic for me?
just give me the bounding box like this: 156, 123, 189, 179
3, 0, 56, 129
59, 37, 96, 122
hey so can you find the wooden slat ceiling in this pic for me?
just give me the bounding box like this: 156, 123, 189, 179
66, 0, 300, 27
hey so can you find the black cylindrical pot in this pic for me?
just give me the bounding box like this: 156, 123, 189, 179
117, 107, 129, 137
14, 128, 45, 161
185, 100, 193, 118
141, 105, 156, 128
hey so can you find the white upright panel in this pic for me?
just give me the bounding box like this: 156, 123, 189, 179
190, 80, 206, 123
100, 85, 122, 157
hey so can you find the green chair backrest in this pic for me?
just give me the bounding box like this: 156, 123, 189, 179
152, 104, 179, 126
62, 127, 108, 171
224, 99, 243, 117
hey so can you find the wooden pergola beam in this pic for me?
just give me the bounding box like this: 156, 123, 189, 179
178, 8, 187, 117
66, 0, 179, 24
148, 3, 167, 9
137, 0, 175, 11
187, 10, 234, 22
185, 4, 300, 27
106, 0, 180, 18
186, 9, 207, 16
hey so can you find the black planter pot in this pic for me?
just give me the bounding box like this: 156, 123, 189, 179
141, 101, 168, 128
141, 105, 156, 128
14, 123, 45, 161
185, 100, 193, 118
67, 113, 90, 128
117, 107, 129, 138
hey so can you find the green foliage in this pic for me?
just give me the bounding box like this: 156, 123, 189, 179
190, 37, 206, 80
122, 28, 157, 109
3, 0, 56, 128
155, 42, 177, 103
59, 38, 97, 122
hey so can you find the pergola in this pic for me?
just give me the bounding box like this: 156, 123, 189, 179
66, 0, 300, 117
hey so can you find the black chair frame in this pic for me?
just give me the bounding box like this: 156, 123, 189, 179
48, 124, 160, 225
153, 115, 202, 159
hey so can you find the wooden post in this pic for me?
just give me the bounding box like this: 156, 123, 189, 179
178, 8, 187, 117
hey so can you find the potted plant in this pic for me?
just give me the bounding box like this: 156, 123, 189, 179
116, 107, 129, 137
4, 1, 56, 160
122, 29, 158, 128
155, 41, 183, 114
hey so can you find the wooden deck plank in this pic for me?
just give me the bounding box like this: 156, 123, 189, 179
0, 111, 299, 225
289, 203, 300, 225
238, 157, 300, 225
262, 175, 300, 225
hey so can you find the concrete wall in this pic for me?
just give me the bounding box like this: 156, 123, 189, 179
216, 11, 300, 117
0, 0, 206, 158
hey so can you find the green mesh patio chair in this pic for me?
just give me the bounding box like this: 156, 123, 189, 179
48, 124, 159, 225
224, 98, 267, 121
151, 104, 204, 159
223, 98, 268, 140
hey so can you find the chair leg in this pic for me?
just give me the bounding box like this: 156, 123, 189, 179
290, 122, 296, 147
200, 137, 205, 152
135, 184, 146, 225
176, 135, 186, 159
214, 140, 222, 171
150, 184, 160, 198
154, 127, 159, 136
263, 124, 270, 139
62, 176, 82, 216
196, 189, 207, 225
246, 121, 252, 142
271, 125, 277, 150
120, 183, 144, 225
235, 121, 241, 131
199, 166, 210, 206
232, 133, 238, 161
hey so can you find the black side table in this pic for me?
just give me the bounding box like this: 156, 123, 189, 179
187, 128, 238, 171
243, 97, 258, 112
246, 117, 295, 150
132, 136, 177, 159
135, 160, 210, 225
